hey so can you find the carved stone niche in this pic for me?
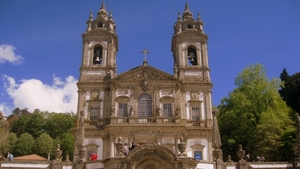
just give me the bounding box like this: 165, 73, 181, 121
85, 143, 99, 160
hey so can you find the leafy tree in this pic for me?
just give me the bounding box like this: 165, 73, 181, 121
7, 132, 18, 155
10, 112, 31, 137
279, 69, 300, 113
45, 112, 76, 139
218, 64, 294, 161
60, 133, 75, 161
0, 111, 9, 154
14, 133, 35, 156
26, 110, 46, 138
35, 133, 53, 158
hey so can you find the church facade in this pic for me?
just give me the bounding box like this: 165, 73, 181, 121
73, 2, 222, 169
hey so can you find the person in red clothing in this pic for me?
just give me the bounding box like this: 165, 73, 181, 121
90, 153, 97, 160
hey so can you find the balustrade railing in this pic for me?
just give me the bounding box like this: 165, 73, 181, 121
84, 117, 206, 128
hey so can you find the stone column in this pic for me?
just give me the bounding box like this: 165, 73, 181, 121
110, 136, 114, 157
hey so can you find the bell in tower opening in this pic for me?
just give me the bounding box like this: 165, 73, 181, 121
188, 46, 197, 65
93, 44, 102, 65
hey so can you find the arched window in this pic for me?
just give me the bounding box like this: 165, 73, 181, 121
93, 45, 102, 65
138, 93, 152, 117
187, 46, 197, 65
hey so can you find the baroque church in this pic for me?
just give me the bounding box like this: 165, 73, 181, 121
73, 2, 223, 169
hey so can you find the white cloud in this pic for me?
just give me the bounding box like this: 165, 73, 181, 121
0, 44, 24, 64
2, 75, 78, 114
0, 103, 12, 116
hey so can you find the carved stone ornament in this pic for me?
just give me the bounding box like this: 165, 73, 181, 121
190, 90, 198, 99
90, 90, 100, 99
141, 79, 150, 91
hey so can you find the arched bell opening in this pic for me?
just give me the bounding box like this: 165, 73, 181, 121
187, 45, 197, 66
93, 44, 103, 65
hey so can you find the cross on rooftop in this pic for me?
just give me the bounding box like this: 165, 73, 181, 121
141, 48, 150, 62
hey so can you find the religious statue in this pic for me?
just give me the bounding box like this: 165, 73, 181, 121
111, 106, 116, 116
79, 111, 85, 127
130, 105, 134, 116
156, 107, 161, 116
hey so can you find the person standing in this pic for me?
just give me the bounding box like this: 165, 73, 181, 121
123, 143, 129, 155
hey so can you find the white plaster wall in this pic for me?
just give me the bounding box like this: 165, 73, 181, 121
1, 163, 50, 168
199, 92, 205, 120
187, 139, 208, 161
100, 91, 104, 118
196, 163, 214, 169
186, 92, 190, 119
84, 138, 103, 160
162, 137, 175, 144
86, 162, 104, 169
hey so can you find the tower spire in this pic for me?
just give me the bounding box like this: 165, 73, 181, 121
97, 1, 108, 19
183, 3, 193, 19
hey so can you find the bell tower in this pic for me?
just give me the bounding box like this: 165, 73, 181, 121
171, 3, 209, 82
171, 3, 213, 128
79, 2, 118, 82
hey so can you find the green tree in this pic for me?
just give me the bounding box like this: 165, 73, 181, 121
14, 133, 35, 156
279, 69, 300, 113
0, 111, 9, 155
218, 64, 294, 161
7, 132, 18, 155
45, 112, 76, 139
26, 110, 46, 138
10, 112, 31, 137
35, 133, 53, 158
60, 133, 75, 161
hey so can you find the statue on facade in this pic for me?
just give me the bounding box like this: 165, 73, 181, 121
111, 106, 116, 117
156, 107, 161, 117
79, 111, 85, 127
130, 105, 134, 116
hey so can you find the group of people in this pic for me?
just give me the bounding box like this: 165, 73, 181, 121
245, 153, 265, 162
123, 142, 140, 156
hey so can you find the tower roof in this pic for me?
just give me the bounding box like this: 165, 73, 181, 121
97, 1, 108, 19
183, 3, 193, 20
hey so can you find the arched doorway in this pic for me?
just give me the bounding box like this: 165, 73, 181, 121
128, 144, 176, 169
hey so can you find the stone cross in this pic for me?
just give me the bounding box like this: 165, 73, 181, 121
141, 48, 150, 62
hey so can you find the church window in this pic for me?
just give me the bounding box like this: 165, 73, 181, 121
187, 46, 197, 65
194, 151, 202, 160
90, 105, 99, 120
187, 24, 193, 29
138, 93, 152, 117
97, 22, 104, 28
93, 45, 102, 65
163, 104, 172, 117
191, 106, 200, 120
118, 103, 128, 117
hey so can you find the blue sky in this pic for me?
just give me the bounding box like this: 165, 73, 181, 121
0, 0, 299, 116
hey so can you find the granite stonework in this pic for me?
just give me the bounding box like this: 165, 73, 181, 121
2, 2, 300, 169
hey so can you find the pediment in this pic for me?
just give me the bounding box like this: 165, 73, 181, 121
112, 65, 179, 82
